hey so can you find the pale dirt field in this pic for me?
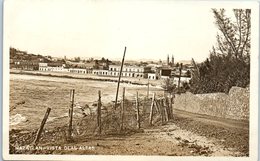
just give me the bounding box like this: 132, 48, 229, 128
9, 74, 249, 156
10, 74, 163, 130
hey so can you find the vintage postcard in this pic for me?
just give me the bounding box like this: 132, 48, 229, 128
2, 0, 259, 160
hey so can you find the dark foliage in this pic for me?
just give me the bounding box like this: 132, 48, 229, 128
190, 9, 250, 94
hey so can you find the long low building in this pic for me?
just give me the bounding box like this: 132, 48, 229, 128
92, 69, 109, 76
39, 63, 92, 74
38, 63, 191, 82
92, 65, 152, 78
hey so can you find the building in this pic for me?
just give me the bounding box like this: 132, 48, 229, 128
92, 69, 109, 76
167, 55, 170, 66
148, 73, 158, 80
12, 60, 39, 70
108, 65, 151, 78
160, 68, 171, 78
69, 68, 88, 74
39, 63, 91, 74
173, 77, 191, 85
166, 54, 174, 67
91, 65, 152, 78
39, 63, 66, 72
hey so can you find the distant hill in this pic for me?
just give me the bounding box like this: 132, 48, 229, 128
10, 47, 56, 63
176, 60, 192, 65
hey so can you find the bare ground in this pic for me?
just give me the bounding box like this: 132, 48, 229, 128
9, 74, 249, 156
10, 112, 248, 156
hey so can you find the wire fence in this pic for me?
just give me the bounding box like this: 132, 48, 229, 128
10, 88, 175, 154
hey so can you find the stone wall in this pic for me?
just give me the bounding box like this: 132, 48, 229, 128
173, 87, 249, 120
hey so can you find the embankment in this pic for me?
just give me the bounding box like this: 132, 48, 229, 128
173, 87, 249, 121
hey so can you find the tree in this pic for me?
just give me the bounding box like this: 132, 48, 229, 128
94, 60, 99, 69
74, 57, 81, 62
212, 9, 251, 63
190, 9, 250, 94
186, 70, 191, 77
101, 57, 106, 62
161, 78, 177, 93
175, 62, 179, 67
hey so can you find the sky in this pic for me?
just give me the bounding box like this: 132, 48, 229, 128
5, 0, 242, 62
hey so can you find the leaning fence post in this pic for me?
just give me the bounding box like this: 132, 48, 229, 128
165, 96, 171, 120
136, 91, 140, 129
163, 98, 169, 122
120, 87, 125, 131
114, 47, 127, 110
160, 99, 165, 125
97, 90, 102, 135
169, 94, 173, 119
68, 89, 75, 141
34, 107, 51, 145
149, 93, 155, 126
154, 99, 160, 114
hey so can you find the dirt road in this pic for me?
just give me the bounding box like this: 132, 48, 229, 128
10, 109, 248, 156
171, 109, 249, 156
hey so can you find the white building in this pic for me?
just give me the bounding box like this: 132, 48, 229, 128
108, 65, 150, 78
39, 63, 91, 74
148, 73, 158, 80
173, 77, 191, 85
39, 63, 68, 72
69, 68, 87, 74
161, 75, 170, 79
92, 69, 109, 76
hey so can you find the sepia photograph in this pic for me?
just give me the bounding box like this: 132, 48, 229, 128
2, 0, 259, 160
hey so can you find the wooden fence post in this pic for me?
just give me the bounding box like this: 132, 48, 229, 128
136, 91, 140, 129
154, 99, 160, 114
165, 96, 172, 120
120, 87, 125, 131
68, 89, 75, 141
149, 93, 155, 126
169, 94, 173, 119
178, 63, 183, 94
114, 47, 127, 110
34, 107, 51, 145
160, 99, 165, 125
147, 79, 150, 98
163, 98, 169, 122
97, 90, 102, 134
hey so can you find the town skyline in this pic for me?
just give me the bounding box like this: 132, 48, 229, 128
10, 46, 195, 64
5, 0, 241, 63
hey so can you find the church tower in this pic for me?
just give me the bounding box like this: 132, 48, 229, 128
167, 54, 169, 66
171, 55, 174, 67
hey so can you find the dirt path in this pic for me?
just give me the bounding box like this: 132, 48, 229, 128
11, 117, 245, 156
171, 109, 249, 156
10, 108, 248, 156
174, 109, 249, 130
